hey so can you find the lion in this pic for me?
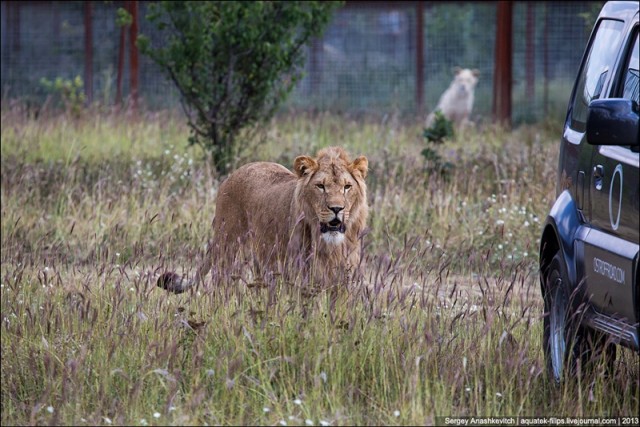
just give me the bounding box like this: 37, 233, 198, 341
158, 146, 369, 293
426, 67, 479, 128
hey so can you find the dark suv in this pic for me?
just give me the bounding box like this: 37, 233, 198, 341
539, 1, 639, 382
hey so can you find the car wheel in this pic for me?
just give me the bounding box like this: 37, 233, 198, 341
542, 252, 616, 382
543, 252, 574, 382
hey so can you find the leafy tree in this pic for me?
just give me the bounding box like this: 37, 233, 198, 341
137, 1, 340, 172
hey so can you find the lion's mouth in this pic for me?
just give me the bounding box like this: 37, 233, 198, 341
320, 218, 345, 234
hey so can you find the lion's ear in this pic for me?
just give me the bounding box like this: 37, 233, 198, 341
350, 156, 368, 179
294, 155, 318, 177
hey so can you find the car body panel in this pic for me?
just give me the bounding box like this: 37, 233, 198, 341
540, 1, 639, 352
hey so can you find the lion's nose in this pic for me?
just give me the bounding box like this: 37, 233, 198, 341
329, 206, 344, 215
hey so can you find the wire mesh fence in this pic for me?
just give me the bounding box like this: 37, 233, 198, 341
1, 1, 604, 124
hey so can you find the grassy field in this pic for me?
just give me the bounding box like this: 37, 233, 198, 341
1, 107, 638, 426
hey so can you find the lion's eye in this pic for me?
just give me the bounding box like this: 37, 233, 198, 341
316, 184, 325, 191
344, 184, 352, 191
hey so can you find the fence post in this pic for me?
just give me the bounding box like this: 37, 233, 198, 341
6, 2, 21, 60
543, 3, 549, 117
416, 1, 425, 116
525, 2, 535, 102
492, 0, 512, 126
129, 0, 140, 109
116, 23, 125, 105
83, 1, 93, 104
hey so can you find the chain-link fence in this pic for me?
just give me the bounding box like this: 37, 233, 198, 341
1, 1, 604, 124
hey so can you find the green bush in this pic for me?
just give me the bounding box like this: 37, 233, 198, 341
39, 76, 86, 116
137, 1, 340, 173
423, 110, 454, 144
422, 110, 455, 176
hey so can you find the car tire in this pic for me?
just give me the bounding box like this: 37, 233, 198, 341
542, 252, 616, 382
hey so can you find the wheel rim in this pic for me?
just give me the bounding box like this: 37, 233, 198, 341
549, 276, 567, 380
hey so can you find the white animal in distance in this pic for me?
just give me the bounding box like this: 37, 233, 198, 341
426, 67, 479, 128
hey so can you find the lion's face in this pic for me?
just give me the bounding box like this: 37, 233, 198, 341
451, 68, 479, 98
294, 147, 368, 246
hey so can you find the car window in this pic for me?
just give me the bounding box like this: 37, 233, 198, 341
622, 31, 639, 105
570, 19, 625, 132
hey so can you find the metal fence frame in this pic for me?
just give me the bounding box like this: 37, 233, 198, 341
1, 1, 604, 124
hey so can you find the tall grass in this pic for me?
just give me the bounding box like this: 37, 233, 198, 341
1, 107, 637, 425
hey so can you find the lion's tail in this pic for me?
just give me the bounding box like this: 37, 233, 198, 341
156, 272, 196, 294
157, 246, 214, 294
